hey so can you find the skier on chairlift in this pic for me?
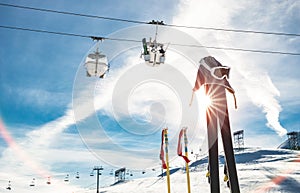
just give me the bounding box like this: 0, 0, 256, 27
141, 20, 166, 66
141, 38, 166, 66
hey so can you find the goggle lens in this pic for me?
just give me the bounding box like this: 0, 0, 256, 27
212, 67, 230, 80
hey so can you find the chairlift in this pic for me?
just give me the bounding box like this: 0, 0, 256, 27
141, 38, 166, 67
76, 172, 80, 179
109, 169, 113, 175
84, 41, 109, 78
6, 181, 11, 190
141, 21, 166, 67
46, 177, 51, 185
64, 174, 69, 182
90, 171, 94, 177
29, 178, 35, 187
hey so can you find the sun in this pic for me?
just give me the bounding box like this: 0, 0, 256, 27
195, 88, 212, 109
202, 94, 212, 108
189, 87, 213, 110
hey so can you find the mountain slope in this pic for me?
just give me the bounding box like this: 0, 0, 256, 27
88, 148, 300, 193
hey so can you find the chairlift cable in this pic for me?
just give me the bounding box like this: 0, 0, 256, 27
0, 25, 299, 56
0, 25, 90, 38
166, 23, 300, 37
0, 2, 146, 25
169, 43, 300, 56
1, 2, 300, 37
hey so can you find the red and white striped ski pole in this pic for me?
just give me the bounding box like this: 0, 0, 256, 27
178, 127, 191, 193
160, 128, 171, 193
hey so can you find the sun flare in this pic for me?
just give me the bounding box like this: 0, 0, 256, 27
196, 88, 212, 109
202, 94, 212, 108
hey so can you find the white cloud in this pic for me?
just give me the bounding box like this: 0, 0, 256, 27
2, 85, 68, 109
172, 0, 293, 138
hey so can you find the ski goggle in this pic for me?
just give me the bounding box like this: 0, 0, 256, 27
200, 59, 230, 80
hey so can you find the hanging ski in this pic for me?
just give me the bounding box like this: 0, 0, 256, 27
191, 56, 240, 193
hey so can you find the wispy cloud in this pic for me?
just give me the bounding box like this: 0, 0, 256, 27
172, 0, 293, 138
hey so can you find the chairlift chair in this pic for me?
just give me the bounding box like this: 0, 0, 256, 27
29, 178, 35, 187
46, 177, 51, 185
76, 172, 80, 179
6, 181, 11, 190
64, 174, 69, 182
141, 38, 166, 67
141, 21, 166, 66
84, 47, 109, 78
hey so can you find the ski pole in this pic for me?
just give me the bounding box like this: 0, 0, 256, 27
184, 128, 191, 193
164, 128, 171, 193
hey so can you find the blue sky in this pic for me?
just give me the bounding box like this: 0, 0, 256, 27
0, 0, 300, 192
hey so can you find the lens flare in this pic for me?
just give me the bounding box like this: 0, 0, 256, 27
0, 119, 49, 178
196, 88, 212, 110
203, 94, 212, 108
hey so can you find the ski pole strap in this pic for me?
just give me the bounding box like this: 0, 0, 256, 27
177, 129, 190, 163
160, 129, 167, 169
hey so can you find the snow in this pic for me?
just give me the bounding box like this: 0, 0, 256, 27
82, 148, 300, 193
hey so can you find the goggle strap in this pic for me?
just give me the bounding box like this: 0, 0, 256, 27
226, 87, 237, 109
189, 91, 195, 106
233, 93, 237, 109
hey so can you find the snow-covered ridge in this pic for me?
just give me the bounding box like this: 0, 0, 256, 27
90, 148, 300, 193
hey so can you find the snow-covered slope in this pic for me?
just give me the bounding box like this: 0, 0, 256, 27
86, 148, 300, 193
